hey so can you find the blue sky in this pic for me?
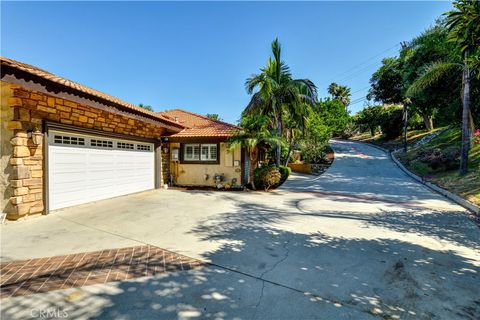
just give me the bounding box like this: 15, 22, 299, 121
2, 1, 452, 123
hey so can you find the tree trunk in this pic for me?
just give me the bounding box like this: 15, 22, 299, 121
403, 104, 408, 152
422, 113, 434, 131
249, 151, 258, 190
276, 119, 282, 166
459, 65, 470, 176
284, 146, 292, 167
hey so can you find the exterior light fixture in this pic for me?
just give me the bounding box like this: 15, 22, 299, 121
28, 128, 43, 146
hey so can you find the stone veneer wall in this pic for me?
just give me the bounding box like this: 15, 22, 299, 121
161, 142, 171, 185
1, 83, 15, 218
1, 82, 167, 220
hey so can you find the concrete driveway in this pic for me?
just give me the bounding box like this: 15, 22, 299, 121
1, 140, 479, 319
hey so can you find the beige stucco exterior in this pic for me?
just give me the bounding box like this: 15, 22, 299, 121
170, 142, 242, 187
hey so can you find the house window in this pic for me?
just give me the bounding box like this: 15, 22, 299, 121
183, 143, 217, 162
201, 144, 217, 161
184, 144, 200, 161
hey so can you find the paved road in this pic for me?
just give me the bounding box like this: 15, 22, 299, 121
1, 140, 479, 319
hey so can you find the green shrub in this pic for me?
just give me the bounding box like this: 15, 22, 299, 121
278, 165, 291, 184
355, 105, 403, 139
379, 106, 403, 140
410, 160, 431, 175
408, 112, 424, 130
254, 165, 290, 191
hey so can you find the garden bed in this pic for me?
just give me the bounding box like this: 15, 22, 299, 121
288, 147, 334, 175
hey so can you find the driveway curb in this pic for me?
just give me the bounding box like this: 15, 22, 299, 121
353, 140, 480, 215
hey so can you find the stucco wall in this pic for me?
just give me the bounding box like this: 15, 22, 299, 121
1, 83, 14, 215
170, 142, 242, 187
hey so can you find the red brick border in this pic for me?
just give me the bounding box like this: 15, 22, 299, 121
0, 245, 203, 299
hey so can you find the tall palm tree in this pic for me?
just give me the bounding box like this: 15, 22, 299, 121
243, 38, 317, 166
328, 82, 351, 107
407, 0, 479, 175
228, 115, 281, 190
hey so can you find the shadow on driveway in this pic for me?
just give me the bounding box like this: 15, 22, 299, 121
2, 198, 479, 320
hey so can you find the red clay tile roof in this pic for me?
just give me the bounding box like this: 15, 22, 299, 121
160, 109, 240, 138
0, 56, 184, 130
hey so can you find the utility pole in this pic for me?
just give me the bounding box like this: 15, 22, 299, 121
403, 104, 408, 152
401, 41, 409, 153
403, 98, 411, 153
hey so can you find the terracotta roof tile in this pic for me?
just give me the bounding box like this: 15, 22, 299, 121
160, 109, 240, 138
0, 56, 184, 130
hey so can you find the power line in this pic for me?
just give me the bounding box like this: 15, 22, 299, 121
350, 85, 371, 95
334, 60, 384, 83
349, 97, 368, 105
320, 43, 400, 86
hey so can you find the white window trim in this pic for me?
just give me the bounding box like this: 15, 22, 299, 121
183, 143, 218, 162
184, 144, 200, 161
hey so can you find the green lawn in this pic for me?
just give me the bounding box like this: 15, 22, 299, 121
395, 127, 480, 206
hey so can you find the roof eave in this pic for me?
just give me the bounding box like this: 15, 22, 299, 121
0, 59, 185, 132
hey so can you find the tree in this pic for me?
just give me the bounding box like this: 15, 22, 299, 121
299, 114, 332, 164
228, 115, 281, 190
369, 22, 466, 132
407, 1, 479, 175
368, 57, 404, 105
205, 114, 222, 121
400, 23, 459, 131
243, 38, 317, 166
315, 98, 350, 137
327, 82, 351, 107
354, 105, 384, 136
446, 0, 479, 175
138, 103, 154, 112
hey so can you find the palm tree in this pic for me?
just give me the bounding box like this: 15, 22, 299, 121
407, 0, 479, 175
328, 82, 351, 107
228, 115, 281, 190
243, 38, 317, 166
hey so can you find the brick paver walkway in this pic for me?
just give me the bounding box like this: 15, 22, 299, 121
0, 245, 203, 299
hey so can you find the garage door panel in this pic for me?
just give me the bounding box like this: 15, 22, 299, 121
48, 131, 155, 210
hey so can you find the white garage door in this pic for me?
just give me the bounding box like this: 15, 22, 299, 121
48, 130, 155, 210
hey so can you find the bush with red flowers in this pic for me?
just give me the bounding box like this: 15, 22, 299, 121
474, 129, 480, 145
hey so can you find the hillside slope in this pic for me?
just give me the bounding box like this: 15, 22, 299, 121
395, 127, 480, 206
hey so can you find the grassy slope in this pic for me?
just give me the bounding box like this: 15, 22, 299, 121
396, 127, 480, 205
352, 128, 444, 151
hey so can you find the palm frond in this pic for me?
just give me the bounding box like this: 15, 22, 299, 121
243, 92, 266, 116
294, 79, 318, 103
245, 74, 266, 94
406, 61, 461, 97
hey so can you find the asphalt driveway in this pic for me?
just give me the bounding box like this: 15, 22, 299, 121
1, 140, 479, 319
